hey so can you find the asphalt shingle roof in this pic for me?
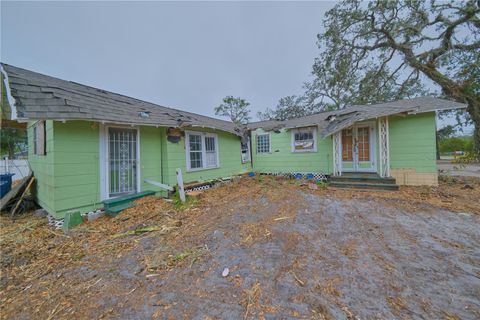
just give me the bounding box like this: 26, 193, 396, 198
2, 63, 466, 138
1, 63, 243, 136
248, 97, 466, 137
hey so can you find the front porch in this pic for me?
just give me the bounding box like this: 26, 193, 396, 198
332, 117, 391, 178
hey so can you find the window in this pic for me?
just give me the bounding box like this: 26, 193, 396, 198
291, 127, 316, 152
357, 127, 370, 161
205, 136, 217, 167
256, 133, 270, 153
186, 131, 219, 171
33, 121, 46, 155
241, 139, 250, 163
342, 129, 353, 161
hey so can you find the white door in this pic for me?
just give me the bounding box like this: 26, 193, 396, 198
341, 123, 376, 172
107, 127, 139, 197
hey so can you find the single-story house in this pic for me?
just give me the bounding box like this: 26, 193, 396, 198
1, 64, 250, 218
1, 63, 466, 219
248, 97, 465, 186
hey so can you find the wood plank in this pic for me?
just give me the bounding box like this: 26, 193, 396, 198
0, 173, 32, 211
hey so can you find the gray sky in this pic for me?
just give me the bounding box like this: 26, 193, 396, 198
1, 1, 335, 121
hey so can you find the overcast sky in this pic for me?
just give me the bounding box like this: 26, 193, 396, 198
1, 1, 336, 121
1, 1, 470, 132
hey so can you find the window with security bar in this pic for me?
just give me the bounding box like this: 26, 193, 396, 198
292, 127, 316, 152
186, 132, 218, 171
256, 133, 270, 153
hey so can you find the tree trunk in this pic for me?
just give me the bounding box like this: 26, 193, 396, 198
467, 98, 480, 158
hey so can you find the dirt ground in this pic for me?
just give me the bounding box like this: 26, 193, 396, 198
1, 176, 479, 319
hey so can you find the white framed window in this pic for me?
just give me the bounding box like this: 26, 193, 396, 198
185, 131, 219, 171
291, 127, 317, 152
241, 139, 250, 163
256, 133, 270, 154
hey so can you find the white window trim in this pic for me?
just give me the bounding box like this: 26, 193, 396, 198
185, 130, 220, 172
291, 127, 317, 153
256, 133, 271, 154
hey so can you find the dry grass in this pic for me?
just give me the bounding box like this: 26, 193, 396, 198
0, 174, 478, 319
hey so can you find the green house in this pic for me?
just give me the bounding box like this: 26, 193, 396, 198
1, 63, 466, 219
1, 64, 250, 218
248, 97, 465, 186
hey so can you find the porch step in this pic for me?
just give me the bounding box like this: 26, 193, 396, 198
107, 203, 135, 214
329, 173, 399, 191
330, 173, 396, 184
103, 190, 156, 215
329, 181, 399, 191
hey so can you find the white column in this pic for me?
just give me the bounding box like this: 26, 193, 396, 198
378, 117, 390, 177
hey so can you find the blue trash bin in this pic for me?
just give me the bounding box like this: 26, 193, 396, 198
0, 173, 15, 198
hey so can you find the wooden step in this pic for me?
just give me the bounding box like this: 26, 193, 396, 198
103, 190, 156, 214
106, 202, 135, 215
329, 181, 399, 191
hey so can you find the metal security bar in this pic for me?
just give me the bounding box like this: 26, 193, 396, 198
108, 128, 138, 197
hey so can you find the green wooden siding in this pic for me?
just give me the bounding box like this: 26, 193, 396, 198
251, 128, 333, 174
29, 121, 247, 218
52, 121, 101, 217
162, 127, 249, 186
389, 112, 437, 173
28, 120, 56, 215
139, 126, 164, 194
28, 113, 437, 218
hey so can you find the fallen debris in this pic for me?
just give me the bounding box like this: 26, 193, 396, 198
222, 267, 229, 277
1, 176, 479, 319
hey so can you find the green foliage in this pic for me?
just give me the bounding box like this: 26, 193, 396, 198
172, 187, 197, 209
312, 0, 480, 151
315, 180, 328, 189
214, 96, 251, 124
439, 136, 474, 154
257, 1, 479, 149
452, 151, 480, 164
0, 127, 27, 158
437, 125, 456, 141
257, 95, 318, 121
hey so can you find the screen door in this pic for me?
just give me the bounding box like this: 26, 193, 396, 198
108, 127, 138, 197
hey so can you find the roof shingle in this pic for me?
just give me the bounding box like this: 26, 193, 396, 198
1, 63, 243, 136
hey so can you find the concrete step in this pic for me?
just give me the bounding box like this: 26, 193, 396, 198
329, 181, 399, 191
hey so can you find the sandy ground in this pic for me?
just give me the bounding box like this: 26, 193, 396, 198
1, 176, 479, 319
438, 159, 480, 178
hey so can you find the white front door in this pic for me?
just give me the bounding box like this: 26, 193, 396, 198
341, 123, 376, 172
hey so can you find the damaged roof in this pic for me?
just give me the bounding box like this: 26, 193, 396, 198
1, 63, 243, 136
248, 97, 466, 137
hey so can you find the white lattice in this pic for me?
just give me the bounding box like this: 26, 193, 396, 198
378, 117, 390, 177
261, 172, 327, 181
332, 131, 342, 176
48, 215, 64, 230
185, 184, 213, 193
